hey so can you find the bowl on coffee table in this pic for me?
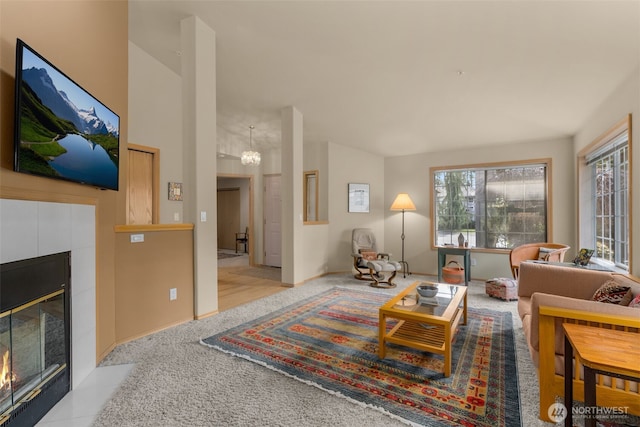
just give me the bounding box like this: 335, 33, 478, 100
416, 283, 438, 298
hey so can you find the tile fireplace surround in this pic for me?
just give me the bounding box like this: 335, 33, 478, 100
0, 199, 96, 390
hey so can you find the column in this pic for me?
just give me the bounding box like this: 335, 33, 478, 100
181, 16, 218, 317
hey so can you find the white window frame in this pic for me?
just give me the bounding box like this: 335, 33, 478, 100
577, 115, 632, 272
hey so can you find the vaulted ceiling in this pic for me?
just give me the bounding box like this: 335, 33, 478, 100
129, 1, 640, 158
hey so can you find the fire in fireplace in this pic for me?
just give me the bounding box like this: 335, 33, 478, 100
0, 252, 70, 426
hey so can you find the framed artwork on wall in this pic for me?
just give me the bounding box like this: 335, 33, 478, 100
348, 183, 369, 213
168, 182, 183, 201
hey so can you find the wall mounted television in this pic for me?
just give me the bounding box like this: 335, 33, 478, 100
13, 39, 120, 190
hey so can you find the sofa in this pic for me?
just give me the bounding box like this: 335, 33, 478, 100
517, 261, 640, 422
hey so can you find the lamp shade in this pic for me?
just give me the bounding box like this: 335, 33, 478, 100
390, 193, 416, 211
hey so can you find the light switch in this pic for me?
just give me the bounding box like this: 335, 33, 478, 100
200, 211, 207, 222
174, 212, 180, 222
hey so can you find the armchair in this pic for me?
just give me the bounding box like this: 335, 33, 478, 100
351, 228, 401, 288
509, 242, 570, 279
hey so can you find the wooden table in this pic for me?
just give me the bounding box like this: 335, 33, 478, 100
563, 323, 640, 427
378, 281, 467, 377
437, 246, 471, 285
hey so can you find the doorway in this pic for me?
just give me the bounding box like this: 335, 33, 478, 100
216, 174, 285, 311
217, 175, 252, 259
216, 188, 241, 250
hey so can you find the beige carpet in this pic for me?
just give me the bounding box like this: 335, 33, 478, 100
94, 274, 550, 427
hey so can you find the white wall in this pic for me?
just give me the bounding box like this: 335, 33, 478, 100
327, 142, 386, 273
573, 66, 640, 275
384, 137, 575, 280
0, 199, 96, 389
302, 223, 330, 278
128, 42, 183, 224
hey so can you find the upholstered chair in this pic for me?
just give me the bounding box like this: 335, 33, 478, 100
351, 228, 401, 288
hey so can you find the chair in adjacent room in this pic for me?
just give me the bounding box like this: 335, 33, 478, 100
351, 228, 401, 288
235, 227, 249, 253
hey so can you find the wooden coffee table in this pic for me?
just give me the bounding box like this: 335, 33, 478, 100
378, 281, 467, 377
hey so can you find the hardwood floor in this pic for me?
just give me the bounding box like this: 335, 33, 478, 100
218, 265, 288, 312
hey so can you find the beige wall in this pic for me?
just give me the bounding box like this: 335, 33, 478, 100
129, 42, 183, 224
573, 66, 640, 275
0, 0, 128, 362
327, 141, 386, 273
114, 226, 194, 344
384, 137, 575, 280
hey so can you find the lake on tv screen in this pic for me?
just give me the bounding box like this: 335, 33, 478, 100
49, 134, 117, 188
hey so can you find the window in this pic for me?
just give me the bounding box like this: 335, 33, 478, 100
579, 116, 631, 271
432, 160, 550, 250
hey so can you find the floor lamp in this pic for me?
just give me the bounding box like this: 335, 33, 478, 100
390, 193, 416, 278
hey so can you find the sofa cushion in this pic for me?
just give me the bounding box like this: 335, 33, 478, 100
610, 273, 640, 297
517, 262, 612, 300
629, 294, 640, 308
592, 280, 632, 305
517, 296, 532, 319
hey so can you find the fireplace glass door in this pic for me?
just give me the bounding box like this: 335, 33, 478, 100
0, 291, 67, 423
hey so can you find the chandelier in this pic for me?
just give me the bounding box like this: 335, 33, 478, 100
241, 125, 261, 166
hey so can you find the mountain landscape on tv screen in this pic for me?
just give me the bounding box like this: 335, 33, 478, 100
17, 64, 119, 189
22, 67, 118, 137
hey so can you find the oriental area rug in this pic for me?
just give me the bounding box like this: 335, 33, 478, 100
201, 287, 521, 426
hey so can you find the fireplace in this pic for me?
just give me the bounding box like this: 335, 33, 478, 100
0, 252, 71, 426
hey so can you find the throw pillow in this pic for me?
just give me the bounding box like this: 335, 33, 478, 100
628, 294, 640, 308
592, 280, 632, 305
538, 247, 555, 261
360, 251, 378, 261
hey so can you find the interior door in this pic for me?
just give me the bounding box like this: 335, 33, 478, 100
127, 145, 158, 224
217, 188, 240, 250
264, 175, 282, 267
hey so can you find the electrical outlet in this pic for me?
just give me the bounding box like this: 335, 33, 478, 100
169, 288, 177, 301
471, 258, 477, 266
174, 212, 180, 222
130, 234, 144, 243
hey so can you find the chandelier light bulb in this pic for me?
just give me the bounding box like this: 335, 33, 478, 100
241, 125, 261, 166
241, 150, 261, 165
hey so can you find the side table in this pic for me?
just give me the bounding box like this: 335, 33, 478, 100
563, 323, 640, 427
437, 246, 470, 285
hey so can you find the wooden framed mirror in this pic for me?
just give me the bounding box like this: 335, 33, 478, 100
303, 170, 318, 222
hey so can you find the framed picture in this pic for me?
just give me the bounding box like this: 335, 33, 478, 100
348, 183, 369, 213
168, 182, 183, 201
